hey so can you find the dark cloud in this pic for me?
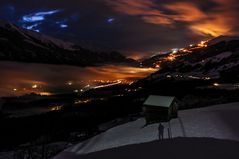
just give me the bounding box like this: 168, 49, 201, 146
0, 0, 239, 58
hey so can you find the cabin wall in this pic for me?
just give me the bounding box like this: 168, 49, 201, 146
143, 106, 170, 123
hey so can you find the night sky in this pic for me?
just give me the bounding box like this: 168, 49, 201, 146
1, 0, 239, 59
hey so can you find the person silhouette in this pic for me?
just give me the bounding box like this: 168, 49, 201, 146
158, 123, 164, 140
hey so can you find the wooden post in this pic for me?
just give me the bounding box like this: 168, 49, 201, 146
168, 121, 172, 139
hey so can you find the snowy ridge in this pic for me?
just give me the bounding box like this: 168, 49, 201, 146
23, 29, 76, 51
0, 20, 136, 66
208, 35, 239, 46
0, 21, 76, 51
201, 52, 232, 64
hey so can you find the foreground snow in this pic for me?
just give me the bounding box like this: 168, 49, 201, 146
54, 102, 239, 158
55, 138, 239, 159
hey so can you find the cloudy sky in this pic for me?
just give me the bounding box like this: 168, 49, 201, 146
0, 0, 239, 59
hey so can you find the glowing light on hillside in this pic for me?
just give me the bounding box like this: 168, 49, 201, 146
32, 84, 38, 89
74, 89, 79, 93
155, 64, 160, 68
75, 99, 92, 104
214, 83, 219, 86
51, 105, 62, 111
39, 92, 52, 96
167, 54, 176, 61
197, 41, 208, 48
85, 84, 90, 88
181, 49, 192, 53
67, 81, 73, 86
172, 48, 179, 54
93, 80, 122, 89
166, 75, 172, 78
204, 77, 211, 80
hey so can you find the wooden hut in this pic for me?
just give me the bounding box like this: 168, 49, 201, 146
143, 95, 178, 124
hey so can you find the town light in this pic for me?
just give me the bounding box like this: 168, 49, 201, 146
67, 81, 73, 86
32, 84, 38, 89
214, 83, 219, 86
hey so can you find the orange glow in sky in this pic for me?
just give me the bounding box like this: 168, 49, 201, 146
105, 0, 239, 37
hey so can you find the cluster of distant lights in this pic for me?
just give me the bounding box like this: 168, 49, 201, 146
66, 79, 132, 93
170, 41, 207, 54
11, 78, 132, 96
165, 74, 212, 80
12, 84, 53, 96
13, 84, 39, 91
152, 40, 208, 68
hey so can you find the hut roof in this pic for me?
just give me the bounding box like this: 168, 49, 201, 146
143, 95, 175, 108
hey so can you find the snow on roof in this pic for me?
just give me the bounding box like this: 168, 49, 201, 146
143, 95, 175, 108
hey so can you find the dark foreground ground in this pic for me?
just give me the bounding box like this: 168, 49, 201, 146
55, 137, 239, 159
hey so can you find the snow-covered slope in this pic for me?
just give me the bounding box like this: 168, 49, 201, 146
54, 102, 239, 158
0, 21, 76, 50
140, 35, 239, 83
55, 138, 239, 159
0, 21, 137, 67
208, 35, 239, 46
